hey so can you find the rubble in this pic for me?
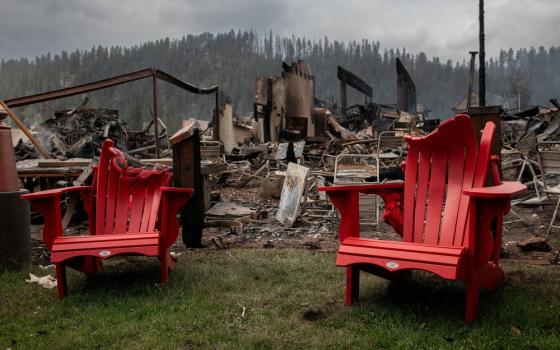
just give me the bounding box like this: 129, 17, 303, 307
14, 107, 171, 160
517, 236, 552, 252
7, 59, 559, 266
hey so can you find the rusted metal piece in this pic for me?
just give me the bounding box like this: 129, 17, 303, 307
4, 68, 218, 108
3, 68, 219, 158
0, 100, 52, 159
396, 58, 417, 114
337, 66, 373, 114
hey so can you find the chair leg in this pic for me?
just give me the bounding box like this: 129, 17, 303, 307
345, 267, 360, 306
548, 196, 560, 234
55, 263, 68, 299
160, 249, 169, 284
465, 278, 480, 324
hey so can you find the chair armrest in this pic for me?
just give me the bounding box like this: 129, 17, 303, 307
463, 182, 527, 199
318, 182, 405, 241
318, 181, 404, 194
20, 186, 93, 251
160, 187, 194, 248
20, 186, 92, 199
464, 182, 526, 270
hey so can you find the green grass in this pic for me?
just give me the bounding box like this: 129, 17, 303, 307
1, 249, 559, 349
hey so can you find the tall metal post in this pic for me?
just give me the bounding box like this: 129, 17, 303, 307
479, 0, 486, 107
152, 71, 160, 158
467, 51, 478, 113
213, 89, 220, 141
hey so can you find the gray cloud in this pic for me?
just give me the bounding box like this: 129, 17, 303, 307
0, 0, 558, 62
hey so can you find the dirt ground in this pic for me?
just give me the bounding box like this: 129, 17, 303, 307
29, 184, 560, 267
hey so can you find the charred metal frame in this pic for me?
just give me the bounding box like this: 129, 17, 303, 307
337, 66, 373, 116
4, 68, 219, 158
395, 58, 417, 114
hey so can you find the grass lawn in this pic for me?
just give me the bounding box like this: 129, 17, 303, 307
1, 249, 559, 349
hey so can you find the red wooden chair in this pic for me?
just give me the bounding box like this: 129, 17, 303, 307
22, 139, 193, 298
319, 114, 526, 323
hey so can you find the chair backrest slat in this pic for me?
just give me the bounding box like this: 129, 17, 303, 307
94, 141, 111, 235
413, 150, 431, 242
424, 151, 448, 244
103, 162, 120, 234
439, 145, 467, 246
113, 177, 132, 234
402, 145, 419, 242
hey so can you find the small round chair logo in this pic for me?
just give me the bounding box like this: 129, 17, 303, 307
386, 261, 400, 269
99, 250, 112, 257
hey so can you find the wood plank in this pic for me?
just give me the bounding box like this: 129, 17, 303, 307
52, 238, 158, 251
440, 146, 465, 245
103, 166, 120, 233
147, 174, 166, 231
343, 237, 464, 255
424, 151, 448, 244
413, 150, 431, 243
38, 159, 91, 167
338, 245, 461, 266
94, 142, 111, 235
51, 246, 160, 263
113, 179, 132, 234
54, 233, 158, 244
139, 176, 158, 232
454, 146, 477, 247
127, 181, 147, 232
402, 146, 419, 242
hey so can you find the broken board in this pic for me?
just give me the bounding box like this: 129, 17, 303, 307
276, 162, 309, 227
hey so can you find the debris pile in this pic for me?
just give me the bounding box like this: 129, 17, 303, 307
14, 108, 170, 160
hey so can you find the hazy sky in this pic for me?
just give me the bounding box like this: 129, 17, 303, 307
1, 0, 558, 62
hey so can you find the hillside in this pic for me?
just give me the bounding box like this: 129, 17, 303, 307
1, 30, 559, 131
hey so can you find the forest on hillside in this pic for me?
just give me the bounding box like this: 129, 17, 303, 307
1, 30, 559, 131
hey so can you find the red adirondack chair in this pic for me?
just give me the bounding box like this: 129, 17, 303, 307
319, 114, 527, 323
22, 139, 193, 298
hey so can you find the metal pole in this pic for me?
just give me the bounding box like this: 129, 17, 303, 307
479, 0, 486, 106
152, 72, 160, 158
340, 81, 347, 116
467, 51, 478, 113
213, 89, 220, 141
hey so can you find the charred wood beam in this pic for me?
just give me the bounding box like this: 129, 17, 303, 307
337, 66, 373, 98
